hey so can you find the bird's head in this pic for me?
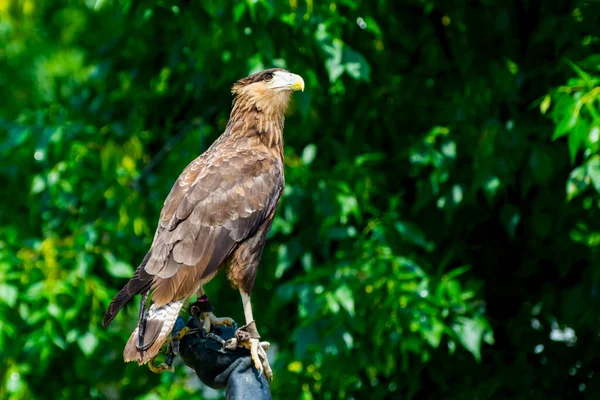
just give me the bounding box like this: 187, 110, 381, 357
231, 68, 304, 114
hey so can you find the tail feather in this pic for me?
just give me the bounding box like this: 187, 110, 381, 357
102, 286, 135, 328
102, 251, 154, 328
123, 299, 185, 364
137, 310, 163, 350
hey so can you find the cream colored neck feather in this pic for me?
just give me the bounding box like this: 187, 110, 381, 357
227, 86, 291, 150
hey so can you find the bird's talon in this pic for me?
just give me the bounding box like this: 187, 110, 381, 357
148, 356, 174, 373
224, 338, 238, 351
210, 314, 234, 327
200, 312, 235, 334
260, 341, 270, 351
238, 337, 272, 381
207, 332, 227, 346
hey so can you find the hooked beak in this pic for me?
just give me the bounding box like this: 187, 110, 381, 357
287, 73, 305, 92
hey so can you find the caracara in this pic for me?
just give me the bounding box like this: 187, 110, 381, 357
102, 68, 305, 380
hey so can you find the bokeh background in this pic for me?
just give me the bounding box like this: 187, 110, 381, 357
1, 0, 599, 399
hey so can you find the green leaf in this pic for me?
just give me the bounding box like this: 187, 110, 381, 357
540, 95, 551, 114
275, 245, 291, 278
133, 217, 146, 236
589, 126, 600, 144
423, 317, 445, 348
354, 152, 384, 166
337, 193, 360, 221
441, 140, 457, 159
233, 2, 246, 22
334, 284, 355, 316
31, 175, 46, 194
483, 176, 501, 202
500, 204, 520, 239
395, 221, 434, 251
103, 253, 134, 278
566, 165, 588, 201
568, 119, 589, 162
77, 332, 99, 356
565, 59, 593, 83
0, 283, 18, 307
551, 96, 578, 140
325, 293, 340, 314
505, 58, 519, 75
325, 57, 345, 82
316, 25, 345, 82
587, 155, 600, 192
343, 47, 371, 81
202, 2, 221, 17
302, 144, 317, 165
443, 265, 472, 280
247, 53, 264, 74
453, 317, 486, 361
579, 54, 600, 71
363, 16, 383, 38
342, 331, 353, 349
301, 388, 315, 400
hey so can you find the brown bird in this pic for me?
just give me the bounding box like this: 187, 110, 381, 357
102, 68, 304, 380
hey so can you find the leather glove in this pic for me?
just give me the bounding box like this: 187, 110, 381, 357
177, 316, 272, 400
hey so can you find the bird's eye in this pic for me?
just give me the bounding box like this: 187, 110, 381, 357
264, 73, 274, 82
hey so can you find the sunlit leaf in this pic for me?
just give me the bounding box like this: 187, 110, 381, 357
540, 95, 551, 114
78, 332, 99, 356
302, 144, 317, 165
423, 317, 444, 348
31, 175, 46, 194
334, 285, 355, 316
551, 96, 578, 140
566, 165, 588, 201
568, 119, 589, 162
275, 244, 291, 278
343, 47, 371, 82
453, 317, 486, 361
0, 283, 18, 307
587, 155, 600, 192
103, 253, 134, 278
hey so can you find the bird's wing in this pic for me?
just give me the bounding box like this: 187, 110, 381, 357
102, 149, 282, 328
146, 148, 282, 306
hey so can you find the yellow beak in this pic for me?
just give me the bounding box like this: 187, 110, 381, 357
288, 73, 305, 92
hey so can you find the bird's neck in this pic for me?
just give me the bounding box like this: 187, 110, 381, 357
227, 95, 288, 154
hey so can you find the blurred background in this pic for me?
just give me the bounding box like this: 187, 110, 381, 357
1, 0, 599, 399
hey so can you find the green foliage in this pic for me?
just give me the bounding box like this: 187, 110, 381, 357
1, 0, 599, 399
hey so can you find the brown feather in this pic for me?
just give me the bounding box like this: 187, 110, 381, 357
123, 299, 184, 364
102, 252, 153, 328
105, 68, 297, 363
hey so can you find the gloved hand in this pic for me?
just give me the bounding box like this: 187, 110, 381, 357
176, 316, 272, 400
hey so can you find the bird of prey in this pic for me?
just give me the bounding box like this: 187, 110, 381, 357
102, 68, 304, 380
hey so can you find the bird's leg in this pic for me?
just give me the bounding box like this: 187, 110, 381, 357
189, 286, 234, 334
227, 290, 272, 381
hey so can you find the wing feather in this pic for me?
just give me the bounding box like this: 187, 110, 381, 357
147, 149, 282, 306
104, 147, 283, 314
